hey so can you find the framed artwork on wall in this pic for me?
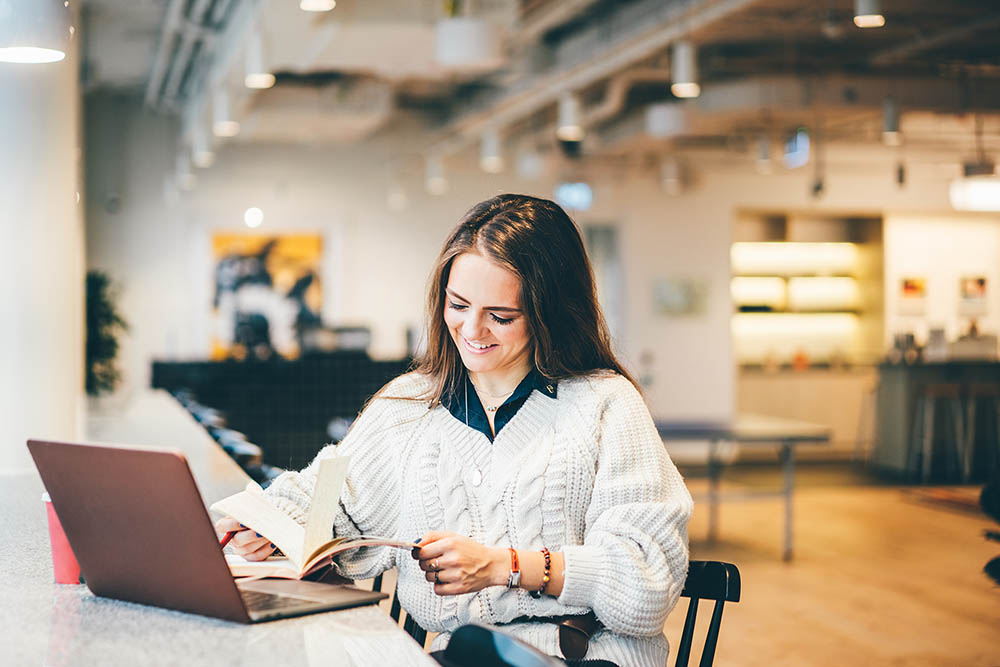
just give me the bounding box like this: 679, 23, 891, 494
211, 233, 323, 361
897, 276, 926, 316
959, 276, 987, 316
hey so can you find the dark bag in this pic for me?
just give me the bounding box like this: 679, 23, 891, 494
510, 611, 603, 661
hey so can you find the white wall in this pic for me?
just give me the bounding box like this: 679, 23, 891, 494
84, 97, 986, 424
884, 214, 1000, 345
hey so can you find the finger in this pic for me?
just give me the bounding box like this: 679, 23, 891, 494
433, 582, 463, 597
414, 538, 453, 561
244, 541, 276, 562
232, 530, 267, 548
215, 517, 242, 536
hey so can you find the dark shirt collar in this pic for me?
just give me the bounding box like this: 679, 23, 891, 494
443, 368, 557, 441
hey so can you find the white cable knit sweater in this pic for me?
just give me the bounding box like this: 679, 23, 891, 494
265, 371, 693, 666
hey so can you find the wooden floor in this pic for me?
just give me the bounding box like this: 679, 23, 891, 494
670, 468, 1000, 666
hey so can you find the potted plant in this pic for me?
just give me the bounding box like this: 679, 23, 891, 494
85, 270, 128, 397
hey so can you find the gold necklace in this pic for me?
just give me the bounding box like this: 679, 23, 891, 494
470, 379, 517, 413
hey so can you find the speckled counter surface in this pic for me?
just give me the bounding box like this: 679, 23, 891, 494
1, 391, 434, 666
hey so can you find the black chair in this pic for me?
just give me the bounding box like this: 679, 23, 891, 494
674, 560, 741, 667
372, 571, 430, 648
376, 559, 741, 666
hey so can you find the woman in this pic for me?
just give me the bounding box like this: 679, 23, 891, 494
216, 194, 693, 666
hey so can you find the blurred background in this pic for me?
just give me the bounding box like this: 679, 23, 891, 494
2, 1, 999, 664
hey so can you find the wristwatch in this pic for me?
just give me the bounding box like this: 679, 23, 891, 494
506, 548, 521, 588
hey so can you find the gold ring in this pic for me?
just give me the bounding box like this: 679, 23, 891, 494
431, 559, 438, 570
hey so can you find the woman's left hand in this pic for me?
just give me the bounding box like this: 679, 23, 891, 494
412, 531, 507, 596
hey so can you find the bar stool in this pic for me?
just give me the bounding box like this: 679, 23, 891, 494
907, 383, 965, 483
963, 383, 1000, 482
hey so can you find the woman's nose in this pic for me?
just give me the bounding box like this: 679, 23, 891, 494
461, 312, 486, 339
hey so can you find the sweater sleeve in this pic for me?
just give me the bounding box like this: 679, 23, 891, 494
263, 379, 424, 579
556, 379, 693, 636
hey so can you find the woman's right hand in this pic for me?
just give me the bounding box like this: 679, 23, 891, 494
214, 516, 276, 561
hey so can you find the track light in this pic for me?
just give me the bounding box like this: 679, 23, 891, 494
212, 89, 240, 137
425, 155, 449, 195
670, 41, 700, 98
191, 119, 216, 168
244, 29, 275, 89
854, 0, 885, 28
882, 96, 901, 147
556, 93, 585, 142
479, 129, 504, 173
300, 0, 336, 11
176, 152, 197, 191
0, 0, 71, 64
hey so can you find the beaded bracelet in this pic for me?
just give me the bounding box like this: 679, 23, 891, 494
529, 547, 551, 599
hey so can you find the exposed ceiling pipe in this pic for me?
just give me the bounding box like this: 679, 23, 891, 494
160, 0, 216, 106
514, 0, 601, 45
870, 13, 1000, 66
144, 0, 185, 109
428, 0, 757, 156
582, 68, 673, 129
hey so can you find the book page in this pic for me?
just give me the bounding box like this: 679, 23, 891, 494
225, 553, 306, 580
301, 537, 420, 573
211, 486, 307, 568
302, 456, 351, 559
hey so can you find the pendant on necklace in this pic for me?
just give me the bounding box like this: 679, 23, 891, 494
485, 405, 499, 413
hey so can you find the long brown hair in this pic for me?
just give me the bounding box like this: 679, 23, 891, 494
412, 194, 636, 404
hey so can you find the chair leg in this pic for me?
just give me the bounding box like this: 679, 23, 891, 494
698, 600, 727, 667
907, 397, 924, 482
922, 397, 934, 482
674, 597, 699, 667
964, 397, 977, 482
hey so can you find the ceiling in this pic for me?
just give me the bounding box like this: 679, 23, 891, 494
79, 0, 1000, 173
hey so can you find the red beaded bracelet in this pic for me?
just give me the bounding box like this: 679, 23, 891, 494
529, 547, 551, 599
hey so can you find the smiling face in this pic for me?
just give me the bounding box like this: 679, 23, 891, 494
443, 251, 533, 387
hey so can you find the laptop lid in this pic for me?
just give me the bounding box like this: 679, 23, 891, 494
27, 439, 385, 623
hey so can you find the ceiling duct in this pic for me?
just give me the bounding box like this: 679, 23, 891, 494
236, 79, 395, 144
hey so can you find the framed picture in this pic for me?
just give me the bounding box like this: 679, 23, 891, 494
897, 276, 926, 316
959, 276, 987, 316
211, 233, 323, 360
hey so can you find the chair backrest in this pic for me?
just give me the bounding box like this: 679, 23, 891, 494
674, 560, 741, 667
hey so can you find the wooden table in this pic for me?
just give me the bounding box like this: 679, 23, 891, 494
657, 414, 831, 560
2, 390, 435, 666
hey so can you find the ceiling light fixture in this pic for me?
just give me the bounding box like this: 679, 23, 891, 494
244, 207, 264, 228
176, 152, 197, 192
0, 0, 71, 64
244, 29, 275, 89
951, 115, 1000, 211
212, 89, 240, 138
191, 119, 216, 168
854, 0, 885, 28
882, 96, 901, 146
479, 129, 504, 173
670, 41, 700, 98
556, 93, 585, 142
425, 155, 449, 195
299, 0, 336, 12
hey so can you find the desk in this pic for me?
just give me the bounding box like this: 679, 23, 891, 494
657, 414, 831, 561
2, 391, 435, 665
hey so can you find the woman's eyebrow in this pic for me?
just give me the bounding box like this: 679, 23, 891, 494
445, 288, 522, 313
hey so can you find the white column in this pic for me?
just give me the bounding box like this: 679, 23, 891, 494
0, 15, 83, 473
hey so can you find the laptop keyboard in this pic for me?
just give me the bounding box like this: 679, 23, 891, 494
241, 589, 314, 612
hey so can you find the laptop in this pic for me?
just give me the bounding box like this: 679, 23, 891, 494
27, 439, 387, 623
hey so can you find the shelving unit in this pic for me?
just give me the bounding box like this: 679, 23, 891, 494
731, 213, 883, 366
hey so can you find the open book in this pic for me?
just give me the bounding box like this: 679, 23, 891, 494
210, 456, 417, 579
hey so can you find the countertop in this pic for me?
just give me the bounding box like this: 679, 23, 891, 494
1, 391, 434, 666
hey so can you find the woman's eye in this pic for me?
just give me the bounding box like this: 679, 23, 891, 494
490, 313, 514, 325
448, 301, 468, 311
